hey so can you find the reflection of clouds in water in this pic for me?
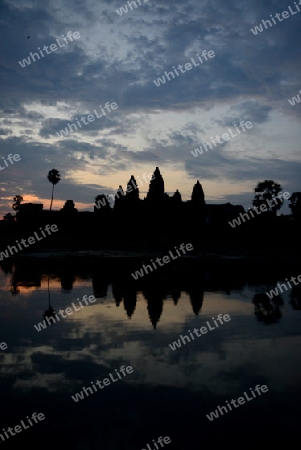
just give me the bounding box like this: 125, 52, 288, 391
13, 373, 66, 392
0, 263, 301, 400
1, 296, 300, 397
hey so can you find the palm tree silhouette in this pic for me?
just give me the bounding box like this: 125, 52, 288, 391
12, 195, 23, 212
47, 169, 61, 211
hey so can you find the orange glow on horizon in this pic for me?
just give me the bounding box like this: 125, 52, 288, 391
0, 194, 92, 217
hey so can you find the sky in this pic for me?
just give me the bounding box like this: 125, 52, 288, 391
0, 0, 300, 217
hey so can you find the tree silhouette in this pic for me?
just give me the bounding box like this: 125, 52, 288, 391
253, 180, 283, 215
47, 169, 61, 211
12, 195, 23, 212
94, 194, 111, 212
4, 213, 14, 223
60, 200, 78, 212
289, 192, 301, 221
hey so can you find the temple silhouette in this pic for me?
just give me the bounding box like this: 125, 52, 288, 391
0, 167, 300, 254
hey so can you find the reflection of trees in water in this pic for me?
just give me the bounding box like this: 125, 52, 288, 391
43, 274, 56, 324
253, 293, 282, 324
290, 284, 301, 310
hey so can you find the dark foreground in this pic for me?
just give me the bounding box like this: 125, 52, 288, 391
0, 257, 300, 449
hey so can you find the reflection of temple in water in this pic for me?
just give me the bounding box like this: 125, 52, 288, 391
60, 272, 76, 291
123, 291, 137, 319
186, 287, 204, 315
2, 260, 294, 328
142, 286, 164, 329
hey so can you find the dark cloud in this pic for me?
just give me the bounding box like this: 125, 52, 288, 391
0, 0, 300, 216
214, 101, 272, 127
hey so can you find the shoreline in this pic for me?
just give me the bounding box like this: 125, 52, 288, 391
1, 248, 300, 263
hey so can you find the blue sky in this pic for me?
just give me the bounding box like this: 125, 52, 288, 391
0, 0, 300, 216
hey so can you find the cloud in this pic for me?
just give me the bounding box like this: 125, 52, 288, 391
0, 0, 300, 216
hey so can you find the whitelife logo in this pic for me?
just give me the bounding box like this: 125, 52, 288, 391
94, 172, 154, 209
168, 314, 231, 351
266, 274, 301, 299
56, 102, 118, 138
228, 192, 290, 228
206, 384, 269, 421
0, 224, 58, 261
141, 435, 171, 450
288, 89, 301, 106
0, 153, 21, 171
0, 412, 45, 444
0, 342, 8, 351
18, 31, 81, 68
33, 295, 96, 332
250, 2, 301, 35
131, 243, 193, 280
190, 121, 253, 157
71, 365, 134, 402
153, 51, 215, 87
116, 0, 149, 16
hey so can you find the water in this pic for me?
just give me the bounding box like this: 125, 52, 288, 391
0, 257, 300, 448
